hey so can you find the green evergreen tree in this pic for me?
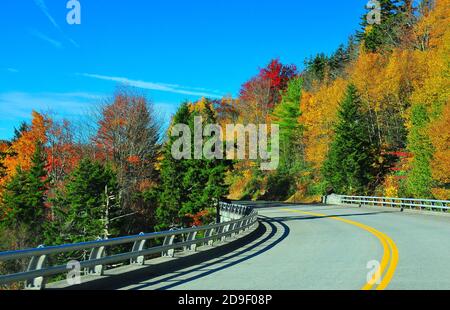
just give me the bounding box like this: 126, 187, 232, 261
157, 101, 229, 230
322, 84, 377, 194
0, 142, 49, 246
304, 53, 329, 83
272, 76, 303, 170
405, 104, 434, 198
157, 103, 191, 230
180, 101, 229, 220
45, 159, 119, 245
0, 141, 8, 179
12, 121, 29, 143
358, 0, 405, 52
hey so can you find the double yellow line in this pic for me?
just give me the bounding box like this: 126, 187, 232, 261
282, 208, 399, 290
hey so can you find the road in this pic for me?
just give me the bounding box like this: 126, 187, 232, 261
58, 203, 450, 290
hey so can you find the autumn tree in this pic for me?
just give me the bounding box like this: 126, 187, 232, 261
47, 119, 80, 187
0, 111, 50, 189
239, 59, 297, 123
233, 0, 449, 201
94, 89, 161, 234
213, 96, 240, 125
300, 78, 348, 172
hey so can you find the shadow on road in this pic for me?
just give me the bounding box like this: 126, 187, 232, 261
50, 217, 289, 290
133, 217, 290, 290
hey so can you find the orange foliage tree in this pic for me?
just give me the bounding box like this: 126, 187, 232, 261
0, 111, 51, 189
47, 119, 81, 187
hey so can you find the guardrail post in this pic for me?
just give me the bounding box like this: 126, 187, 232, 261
242, 218, 249, 231
25, 245, 47, 290
184, 228, 198, 252
130, 233, 147, 265
162, 232, 176, 258
0, 202, 261, 288
204, 227, 215, 246
214, 225, 223, 243
237, 221, 244, 235
86, 241, 106, 276
221, 224, 230, 241
227, 222, 236, 238
236, 220, 244, 235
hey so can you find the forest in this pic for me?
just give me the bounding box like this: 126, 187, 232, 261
0, 0, 448, 264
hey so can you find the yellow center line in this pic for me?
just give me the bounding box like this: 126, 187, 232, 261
375, 231, 399, 290
281, 208, 399, 290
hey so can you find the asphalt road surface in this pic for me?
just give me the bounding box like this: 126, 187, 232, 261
116, 202, 450, 290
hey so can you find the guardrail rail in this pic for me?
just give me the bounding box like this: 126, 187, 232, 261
325, 194, 450, 212
0, 202, 258, 290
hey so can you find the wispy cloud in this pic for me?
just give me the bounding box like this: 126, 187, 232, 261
0, 91, 104, 120
80, 73, 224, 99
6, 68, 19, 73
33, 0, 79, 48
29, 29, 63, 49
68, 38, 80, 48
33, 0, 60, 31
0, 92, 180, 140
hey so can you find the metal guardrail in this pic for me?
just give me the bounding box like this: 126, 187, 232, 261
0, 202, 258, 289
328, 195, 450, 212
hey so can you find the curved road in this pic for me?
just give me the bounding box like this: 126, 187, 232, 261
63, 203, 450, 290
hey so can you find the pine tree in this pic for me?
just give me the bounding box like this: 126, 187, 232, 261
157, 100, 229, 230
358, 0, 405, 52
45, 159, 119, 245
157, 103, 191, 230
0, 141, 8, 179
0, 142, 49, 246
12, 121, 29, 143
322, 84, 376, 194
405, 104, 434, 198
305, 53, 329, 82
272, 77, 303, 170
180, 100, 229, 221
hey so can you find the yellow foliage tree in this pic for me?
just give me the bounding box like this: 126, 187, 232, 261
428, 102, 450, 199
300, 78, 347, 171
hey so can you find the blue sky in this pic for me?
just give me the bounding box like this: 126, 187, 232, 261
0, 0, 365, 140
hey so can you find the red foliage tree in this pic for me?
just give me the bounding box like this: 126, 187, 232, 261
239, 59, 298, 110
